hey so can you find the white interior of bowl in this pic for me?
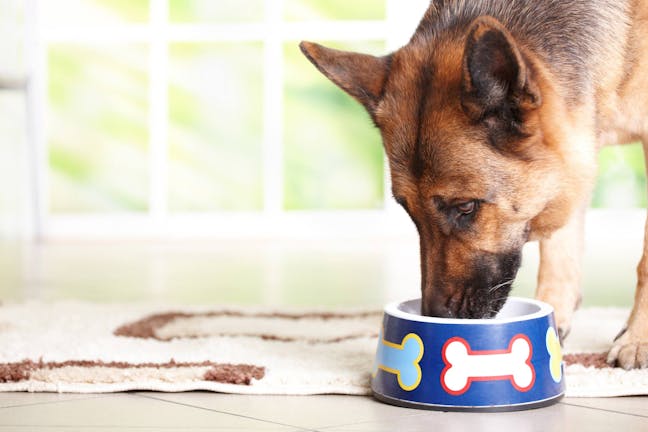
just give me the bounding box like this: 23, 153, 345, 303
387, 297, 552, 324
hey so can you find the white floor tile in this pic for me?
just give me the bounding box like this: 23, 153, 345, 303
564, 396, 648, 417
0, 429, 302, 432
0, 393, 294, 430
0, 392, 101, 409
322, 402, 648, 432
136, 393, 425, 430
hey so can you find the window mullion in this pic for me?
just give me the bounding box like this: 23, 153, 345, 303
24, 0, 46, 239
262, 0, 285, 217
148, 0, 169, 225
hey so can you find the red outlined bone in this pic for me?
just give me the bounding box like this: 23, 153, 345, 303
440, 334, 535, 396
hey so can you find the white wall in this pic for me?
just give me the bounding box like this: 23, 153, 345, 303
0, 0, 30, 241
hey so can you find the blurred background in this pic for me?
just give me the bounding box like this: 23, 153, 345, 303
0, 0, 644, 309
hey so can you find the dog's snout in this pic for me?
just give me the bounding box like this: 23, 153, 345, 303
421, 300, 454, 318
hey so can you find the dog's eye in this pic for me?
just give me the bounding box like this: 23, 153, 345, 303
455, 201, 477, 216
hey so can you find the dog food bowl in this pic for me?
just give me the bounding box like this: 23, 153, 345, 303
371, 297, 565, 411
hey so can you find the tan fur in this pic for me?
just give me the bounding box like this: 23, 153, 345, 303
579, 0, 648, 369
300, 0, 648, 368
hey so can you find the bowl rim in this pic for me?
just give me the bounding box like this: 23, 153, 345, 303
385, 296, 553, 325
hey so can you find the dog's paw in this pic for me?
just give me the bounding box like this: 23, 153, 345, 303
557, 326, 571, 345
537, 291, 580, 345
606, 330, 648, 370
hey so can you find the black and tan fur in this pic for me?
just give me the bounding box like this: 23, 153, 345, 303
300, 0, 648, 370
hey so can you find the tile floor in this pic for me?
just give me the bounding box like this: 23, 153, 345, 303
0, 392, 646, 431
0, 239, 646, 430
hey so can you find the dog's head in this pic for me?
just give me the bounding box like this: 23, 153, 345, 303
301, 17, 579, 318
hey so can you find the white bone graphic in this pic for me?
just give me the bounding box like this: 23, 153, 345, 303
441, 335, 535, 395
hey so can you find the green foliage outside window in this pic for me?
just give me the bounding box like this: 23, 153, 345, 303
48, 44, 149, 212
283, 41, 385, 210
284, 0, 386, 21
168, 43, 264, 211
45, 1, 648, 214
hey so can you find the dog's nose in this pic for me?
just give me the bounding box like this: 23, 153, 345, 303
421, 301, 454, 318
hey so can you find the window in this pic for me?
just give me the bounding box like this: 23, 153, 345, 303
593, 144, 646, 208
25, 0, 648, 239
30, 0, 430, 238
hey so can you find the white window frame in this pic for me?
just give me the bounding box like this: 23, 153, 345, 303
25, 0, 434, 240
26, 1, 646, 243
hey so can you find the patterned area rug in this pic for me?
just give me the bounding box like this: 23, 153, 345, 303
0, 301, 646, 397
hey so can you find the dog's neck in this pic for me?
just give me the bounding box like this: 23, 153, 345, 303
525, 60, 598, 241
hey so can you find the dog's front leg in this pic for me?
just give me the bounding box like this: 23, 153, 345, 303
607, 217, 648, 369
535, 207, 586, 341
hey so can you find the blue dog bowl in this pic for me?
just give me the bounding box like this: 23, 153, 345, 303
371, 297, 565, 411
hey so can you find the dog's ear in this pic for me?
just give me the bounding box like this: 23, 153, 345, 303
299, 41, 390, 116
461, 17, 541, 135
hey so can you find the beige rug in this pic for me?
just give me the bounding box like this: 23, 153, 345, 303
0, 301, 646, 397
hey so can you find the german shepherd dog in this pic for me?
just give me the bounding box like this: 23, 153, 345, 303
300, 0, 648, 369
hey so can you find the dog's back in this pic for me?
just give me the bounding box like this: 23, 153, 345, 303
412, 0, 630, 105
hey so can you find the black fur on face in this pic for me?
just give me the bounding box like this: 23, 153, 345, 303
460, 250, 522, 318
421, 249, 523, 319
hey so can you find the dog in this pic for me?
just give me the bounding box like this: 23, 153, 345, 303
300, 0, 648, 370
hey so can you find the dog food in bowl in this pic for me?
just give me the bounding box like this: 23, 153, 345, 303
371, 297, 565, 411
